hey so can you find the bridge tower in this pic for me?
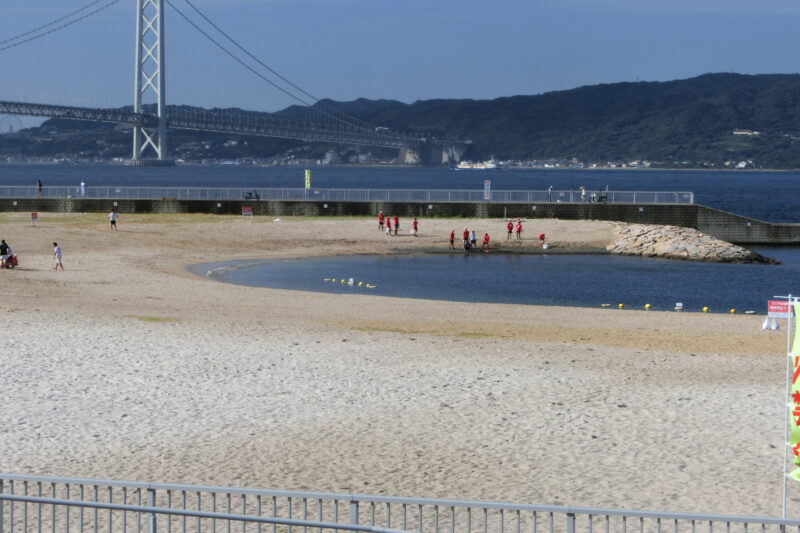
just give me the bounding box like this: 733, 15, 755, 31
132, 0, 167, 162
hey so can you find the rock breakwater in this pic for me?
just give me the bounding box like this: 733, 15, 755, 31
607, 223, 777, 263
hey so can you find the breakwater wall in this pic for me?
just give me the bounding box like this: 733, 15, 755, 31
2, 198, 798, 245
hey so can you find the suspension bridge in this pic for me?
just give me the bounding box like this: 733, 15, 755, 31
0, 0, 468, 165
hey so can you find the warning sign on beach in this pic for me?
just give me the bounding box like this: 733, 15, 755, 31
769, 300, 792, 318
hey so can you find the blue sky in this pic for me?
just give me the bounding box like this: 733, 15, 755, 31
2, 0, 800, 119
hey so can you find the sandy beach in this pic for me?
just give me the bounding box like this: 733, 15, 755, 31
0, 212, 790, 517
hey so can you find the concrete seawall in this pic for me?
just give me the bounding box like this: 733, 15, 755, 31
2, 198, 798, 245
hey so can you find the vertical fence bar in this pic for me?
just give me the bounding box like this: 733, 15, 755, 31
242, 495, 247, 533
38, 482, 43, 533
567, 513, 576, 533
271, 496, 276, 533
212, 493, 217, 533
227, 494, 232, 533
181, 491, 186, 533
147, 489, 157, 533
66, 484, 70, 533
109, 487, 114, 533
256, 496, 261, 533
80, 485, 85, 533
23, 481, 28, 533
8, 481, 13, 533
51, 483, 56, 533
196, 492, 202, 533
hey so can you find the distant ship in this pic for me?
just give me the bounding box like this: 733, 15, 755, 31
454, 159, 498, 170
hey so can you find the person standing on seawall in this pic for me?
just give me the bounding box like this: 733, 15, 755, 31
411, 217, 419, 237
80, 181, 86, 198
449, 229, 455, 249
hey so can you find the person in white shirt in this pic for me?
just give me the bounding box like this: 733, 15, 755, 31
53, 242, 63, 271
108, 210, 119, 231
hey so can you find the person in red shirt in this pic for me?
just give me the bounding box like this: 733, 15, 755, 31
506, 220, 513, 239
515, 221, 523, 239
378, 211, 384, 231
462, 228, 469, 244
449, 229, 455, 249
538, 233, 546, 247
412, 217, 419, 236
393, 216, 399, 235
482, 232, 490, 252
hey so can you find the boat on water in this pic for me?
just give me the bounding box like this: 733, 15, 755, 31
454, 159, 498, 170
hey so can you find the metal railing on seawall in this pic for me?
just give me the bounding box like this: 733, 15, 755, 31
0, 186, 694, 204
0, 473, 794, 533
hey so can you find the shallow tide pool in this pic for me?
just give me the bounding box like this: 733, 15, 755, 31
191, 246, 800, 313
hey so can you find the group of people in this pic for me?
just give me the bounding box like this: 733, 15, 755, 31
0, 239, 15, 268
0, 239, 62, 270
449, 228, 490, 253
377, 211, 418, 237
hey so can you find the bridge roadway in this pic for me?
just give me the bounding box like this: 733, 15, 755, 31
0, 100, 433, 150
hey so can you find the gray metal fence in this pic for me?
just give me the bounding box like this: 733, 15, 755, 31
0, 474, 795, 533
0, 187, 694, 204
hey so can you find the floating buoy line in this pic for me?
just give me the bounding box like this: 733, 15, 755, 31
599, 302, 758, 314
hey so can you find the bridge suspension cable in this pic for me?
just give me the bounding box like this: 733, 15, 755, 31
166, 0, 417, 144
0, 0, 123, 53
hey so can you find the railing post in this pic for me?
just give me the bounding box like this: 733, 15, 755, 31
567, 513, 575, 533
350, 500, 359, 526
147, 488, 157, 533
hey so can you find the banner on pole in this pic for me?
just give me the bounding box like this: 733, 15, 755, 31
788, 303, 800, 481
305, 169, 311, 190
770, 300, 792, 319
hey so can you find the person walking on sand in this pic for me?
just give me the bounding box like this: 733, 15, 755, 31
53, 242, 63, 270
449, 229, 455, 249
108, 209, 119, 231
506, 220, 513, 239
469, 230, 477, 249
538, 232, 546, 247
393, 215, 399, 236
515, 220, 523, 239
462, 228, 469, 245
482, 232, 490, 252
411, 217, 419, 237
378, 211, 384, 231
385, 218, 392, 236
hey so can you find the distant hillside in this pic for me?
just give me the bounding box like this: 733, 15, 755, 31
332, 73, 800, 167
4, 73, 800, 167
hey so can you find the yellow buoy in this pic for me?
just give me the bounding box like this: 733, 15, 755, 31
644, 303, 651, 310
341, 279, 345, 284
618, 303, 624, 309
730, 308, 736, 314
702, 306, 709, 313
358, 281, 364, 287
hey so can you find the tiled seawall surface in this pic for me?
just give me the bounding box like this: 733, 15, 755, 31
2, 198, 798, 245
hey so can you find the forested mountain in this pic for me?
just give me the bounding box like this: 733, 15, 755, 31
4, 73, 800, 168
